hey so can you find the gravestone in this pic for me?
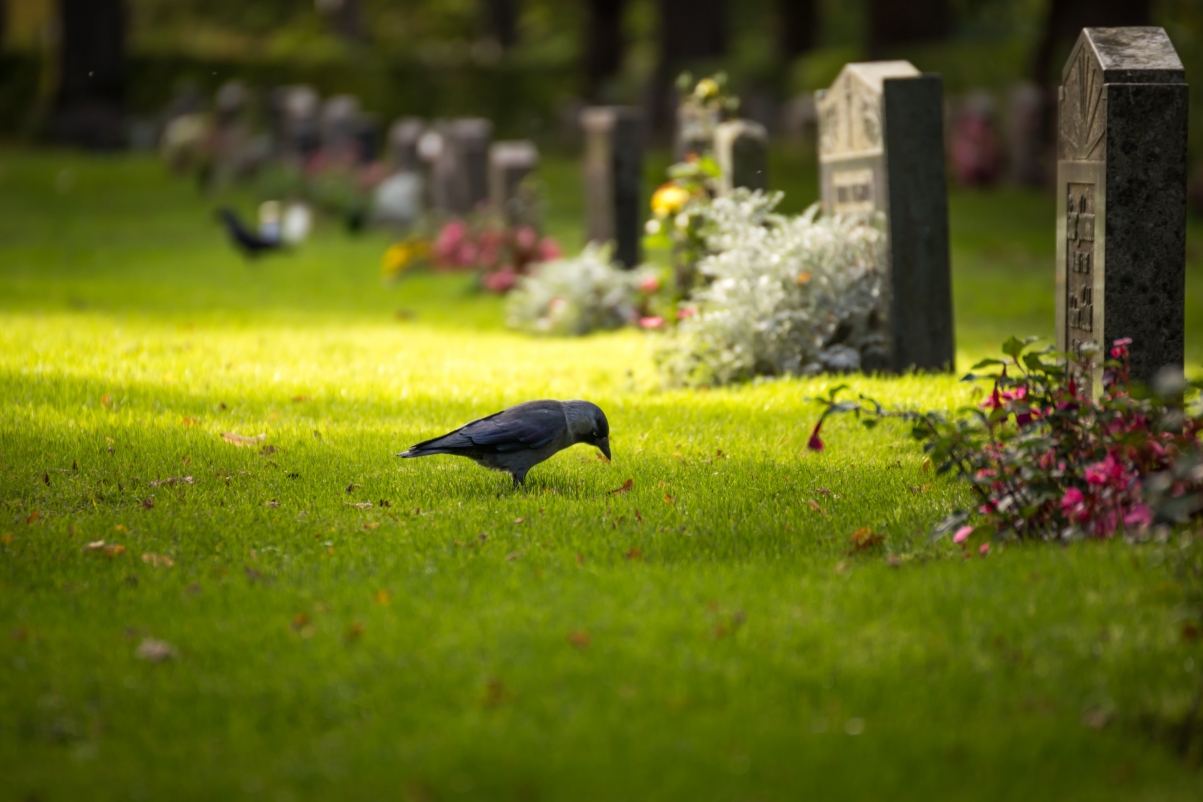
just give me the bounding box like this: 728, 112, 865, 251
816, 61, 954, 373
446, 118, 493, 214
489, 141, 539, 224
581, 106, 643, 267
279, 85, 320, 158
714, 119, 768, 195
1054, 27, 1187, 393
389, 118, 425, 171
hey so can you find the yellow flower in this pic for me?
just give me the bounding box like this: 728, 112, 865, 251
651, 184, 692, 218
381, 243, 413, 277
694, 78, 719, 100
381, 238, 431, 277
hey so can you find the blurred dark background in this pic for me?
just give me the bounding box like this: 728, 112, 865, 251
0, 0, 1200, 169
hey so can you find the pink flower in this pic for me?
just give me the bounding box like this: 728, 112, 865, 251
639, 316, 664, 330
434, 220, 468, 261
953, 526, 973, 544
537, 237, 562, 261
482, 268, 517, 294
807, 420, 824, 452
639, 275, 662, 293
514, 225, 538, 252
1060, 487, 1084, 511
677, 306, 697, 319
1085, 463, 1108, 486
1122, 504, 1152, 529
1111, 337, 1132, 358
979, 542, 990, 556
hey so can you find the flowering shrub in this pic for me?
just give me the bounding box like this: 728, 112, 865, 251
430, 219, 561, 293
810, 336, 1203, 544
653, 190, 887, 386
505, 245, 665, 336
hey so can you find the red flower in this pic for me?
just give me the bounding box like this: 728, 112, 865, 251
807, 420, 824, 452
639, 316, 665, 330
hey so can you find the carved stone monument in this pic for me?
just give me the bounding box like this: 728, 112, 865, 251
388, 117, 425, 171
582, 106, 643, 267
1054, 27, 1187, 393
489, 140, 539, 224
714, 119, 768, 195
444, 118, 493, 214
816, 61, 953, 373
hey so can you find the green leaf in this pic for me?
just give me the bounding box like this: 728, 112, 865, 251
970, 359, 1006, 370
1001, 336, 1027, 359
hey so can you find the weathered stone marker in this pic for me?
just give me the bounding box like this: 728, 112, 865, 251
489, 140, 539, 223
388, 117, 425, 171
442, 118, 493, 214
1054, 27, 1187, 392
714, 119, 768, 195
581, 106, 643, 267
816, 61, 954, 373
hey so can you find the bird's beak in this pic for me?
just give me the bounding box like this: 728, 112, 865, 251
598, 437, 611, 462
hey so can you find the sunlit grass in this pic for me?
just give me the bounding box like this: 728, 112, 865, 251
2, 149, 1203, 799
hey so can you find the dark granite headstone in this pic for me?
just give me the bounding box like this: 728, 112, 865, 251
445, 118, 493, 214
582, 106, 643, 267
816, 61, 954, 373
1054, 27, 1188, 394
388, 118, 425, 171
714, 120, 768, 195
489, 140, 539, 224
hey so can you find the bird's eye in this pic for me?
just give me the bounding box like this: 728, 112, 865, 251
592, 430, 599, 438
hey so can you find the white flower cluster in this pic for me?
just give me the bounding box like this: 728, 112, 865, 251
506, 244, 656, 336
655, 189, 888, 386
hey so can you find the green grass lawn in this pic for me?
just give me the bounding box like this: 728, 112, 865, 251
2, 148, 1203, 800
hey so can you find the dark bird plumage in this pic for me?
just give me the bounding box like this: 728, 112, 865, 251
399, 399, 611, 486
215, 207, 281, 259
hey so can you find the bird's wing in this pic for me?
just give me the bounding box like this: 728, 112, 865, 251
409, 403, 565, 454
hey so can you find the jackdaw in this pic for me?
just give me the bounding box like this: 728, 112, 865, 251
399, 400, 611, 486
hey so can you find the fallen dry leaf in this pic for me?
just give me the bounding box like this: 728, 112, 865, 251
42, 472, 49, 485
567, 630, 591, 649
141, 553, 174, 568
25, 511, 40, 524
513, 517, 525, 525
181, 417, 200, 427
135, 638, 175, 663
265, 499, 280, 508
84, 540, 125, 557
505, 551, 521, 561
715, 449, 725, 459
114, 524, 127, 533
483, 678, 509, 708
345, 501, 373, 510
141, 498, 155, 510
672, 452, 683, 459
609, 479, 634, 495
849, 527, 885, 552
345, 483, 359, 494
922, 458, 931, 472
363, 521, 380, 530
807, 499, 827, 514
0, 533, 13, 546
292, 395, 312, 403
221, 432, 266, 447
657, 481, 669, 489
625, 547, 643, 560
148, 476, 193, 488
814, 487, 832, 497
375, 589, 391, 605
834, 560, 848, 574
634, 509, 644, 522
291, 613, 310, 631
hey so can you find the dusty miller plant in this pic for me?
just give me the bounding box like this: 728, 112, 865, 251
654, 189, 888, 386
505, 245, 659, 336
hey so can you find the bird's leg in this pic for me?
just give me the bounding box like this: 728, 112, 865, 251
511, 471, 527, 488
